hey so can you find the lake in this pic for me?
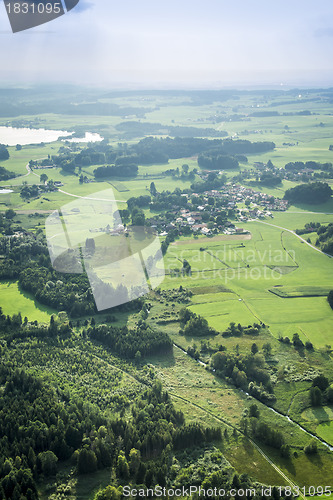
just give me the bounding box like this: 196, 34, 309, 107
0, 126, 103, 146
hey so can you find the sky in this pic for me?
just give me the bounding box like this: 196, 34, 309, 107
1, 0, 333, 88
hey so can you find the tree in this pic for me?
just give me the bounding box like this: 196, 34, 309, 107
262, 343, 272, 357
40, 173, 48, 184
0, 144, 9, 160
85, 238, 96, 254
182, 164, 189, 174
310, 386, 322, 407
149, 181, 157, 196
284, 182, 332, 205
326, 384, 333, 403
37, 451, 58, 476
131, 208, 145, 226
134, 350, 141, 364
312, 374, 329, 391
251, 343, 258, 355
78, 449, 97, 474
249, 404, 260, 418
328, 290, 333, 310
304, 440, 318, 455
182, 259, 191, 276
16, 144, 22, 151
94, 486, 122, 500
116, 451, 129, 479
292, 333, 304, 348
129, 448, 141, 477
5, 209, 16, 219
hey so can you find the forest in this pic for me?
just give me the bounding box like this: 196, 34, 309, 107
284, 182, 332, 204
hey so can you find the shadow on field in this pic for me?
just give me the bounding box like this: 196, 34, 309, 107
17, 282, 56, 315
146, 350, 176, 368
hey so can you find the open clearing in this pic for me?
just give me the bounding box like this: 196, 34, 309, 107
0, 281, 55, 322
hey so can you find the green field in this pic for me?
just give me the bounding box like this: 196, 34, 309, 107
300, 406, 333, 446
0, 281, 55, 322
163, 220, 333, 346
317, 422, 333, 445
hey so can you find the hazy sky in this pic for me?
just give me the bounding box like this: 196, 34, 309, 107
1, 0, 333, 87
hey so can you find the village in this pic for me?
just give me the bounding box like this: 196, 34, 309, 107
146, 182, 288, 237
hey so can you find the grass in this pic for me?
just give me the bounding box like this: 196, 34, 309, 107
316, 422, 333, 445
0, 281, 55, 322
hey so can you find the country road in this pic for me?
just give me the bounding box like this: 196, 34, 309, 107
256, 219, 333, 258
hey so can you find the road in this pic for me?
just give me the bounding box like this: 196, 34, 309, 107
256, 219, 333, 258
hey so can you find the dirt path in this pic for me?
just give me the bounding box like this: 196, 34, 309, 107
58, 188, 127, 203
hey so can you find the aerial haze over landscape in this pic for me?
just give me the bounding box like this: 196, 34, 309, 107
1, 1, 333, 500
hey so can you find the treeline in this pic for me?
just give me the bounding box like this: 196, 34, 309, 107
222, 321, 262, 338
211, 350, 275, 403
198, 153, 239, 170
284, 182, 332, 204
296, 222, 333, 255
51, 137, 275, 179
242, 406, 287, 454
94, 164, 138, 178
221, 139, 275, 155
285, 161, 332, 171
132, 136, 223, 159
314, 223, 333, 255
278, 332, 313, 351
115, 120, 228, 139
0, 231, 142, 317
0, 95, 151, 118
196, 139, 275, 171
89, 323, 173, 359
0, 308, 72, 345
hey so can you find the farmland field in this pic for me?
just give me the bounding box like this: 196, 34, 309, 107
163, 220, 333, 346
0, 281, 55, 321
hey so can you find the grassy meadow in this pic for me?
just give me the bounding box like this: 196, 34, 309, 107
0, 281, 55, 322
